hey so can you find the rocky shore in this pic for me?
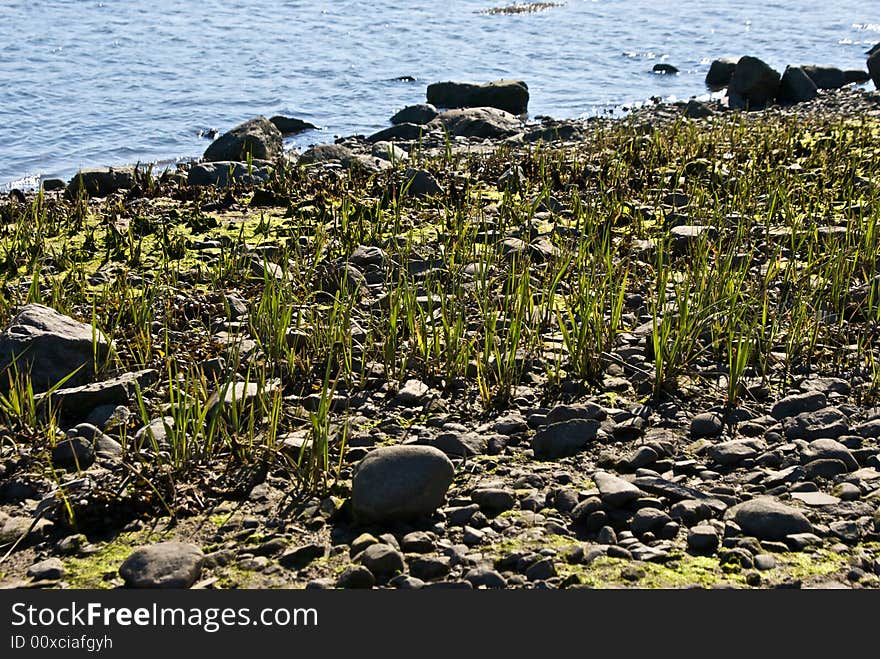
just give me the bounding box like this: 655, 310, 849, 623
1, 51, 880, 590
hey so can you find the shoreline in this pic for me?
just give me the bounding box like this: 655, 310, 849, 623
1, 73, 880, 590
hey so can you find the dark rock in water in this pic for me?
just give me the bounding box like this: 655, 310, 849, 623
778, 66, 818, 104
427, 79, 529, 115
41, 178, 66, 192
390, 103, 439, 125
403, 168, 444, 197
269, 115, 317, 135
652, 63, 679, 74
392, 75, 417, 82
867, 43, 880, 57
367, 123, 427, 143
298, 144, 355, 166
428, 107, 522, 139
66, 166, 135, 198
0, 304, 110, 392
869, 49, 880, 89
187, 161, 273, 187
203, 117, 282, 162
119, 542, 204, 588
705, 57, 738, 89
843, 69, 870, 84
801, 65, 845, 90
351, 445, 454, 523
51, 436, 95, 471
728, 56, 781, 110
724, 497, 812, 541
683, 100, 714, 118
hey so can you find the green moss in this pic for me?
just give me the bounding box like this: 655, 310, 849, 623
773, 549, 849, 582
564, 554, 745, 589
64, 530, 161, 589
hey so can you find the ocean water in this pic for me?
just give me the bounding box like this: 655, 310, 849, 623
0, 0, 877, 187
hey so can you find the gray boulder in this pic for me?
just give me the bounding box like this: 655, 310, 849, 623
801, 65, 845, 90
428, 107, 522, 139
728, 56, 781, 110
67, 166, 135, 198
778, 66, 818, 104
351, 445, 455, 523
705, 57, 738, 89
42, 369, 158, 421
724, 497, 812, 541
188, 161, 273, 187
0, 304, 110, 392
119, 542, 204, 588
593, 471, 643, 508
269, 115, 317, 135
203, 117, 283, 162
427, 79, 529, 115
390, 103, 439, 125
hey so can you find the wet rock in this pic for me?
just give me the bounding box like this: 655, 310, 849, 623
358, 544, 405, 577
203, 117, 282, 162
188, 161, 273, 187
67, 166, 135, 198
801, 65, 846, 90
724, 497, 812, 541
351, 445, 454, 523
705, 57, 738, 89
390, 103, 439, 125
427, 79, 529, 115
771, 391, 827, 420
0, 304, 110, 392
27, 557, 65, 581
531, 419, 600, 459
844, 69, 870, 84
593, 471, 643, 508
269, 115, 317, 135
728, 56, 781, 110
691, 412, 723, 438
652, 63, 678, 74
119, 542, 204, 588
868, 50, 880, 89
778, 66, 818, 104
428, 107, 523, 139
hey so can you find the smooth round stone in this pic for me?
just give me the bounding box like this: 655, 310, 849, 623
754, 554, 777, 571
687, 525, 720, 553
119, 542, 204, 589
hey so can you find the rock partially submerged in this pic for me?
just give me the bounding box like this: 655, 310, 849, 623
203, 117, 283, 162
728, 56, 781, 110
427, 79, 529, 115
188, 161, 273, 187
269, 115, 317, 135
0, 304, 110, 392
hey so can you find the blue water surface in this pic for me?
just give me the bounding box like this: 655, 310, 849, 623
0, 0, 876, 186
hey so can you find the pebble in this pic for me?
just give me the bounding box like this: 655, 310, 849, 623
358, 543, 405, 577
